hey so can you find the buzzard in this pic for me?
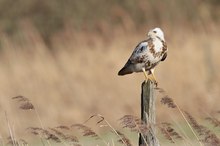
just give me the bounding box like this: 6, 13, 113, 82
118, 27, 168, 86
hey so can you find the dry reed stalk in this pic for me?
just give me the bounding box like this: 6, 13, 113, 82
19, 139, 28, 146
5, 112, 17, 146
119, 115, 149, 134
71, 124, 99, 139
154, 87, 166, 94
119, 115, 148, 146
159, 126, 175, 143
159, 90, 203, 146
50, 127, 79, 142
71, 123, 106, 146
115, 130, 132, 146
7, 136, 19, 146
28, 127, 61, 143
7, 137, 28, 146
176, 106, 203, 146
48, 128, 69, 146
184, 111, 220, 146
27, 127, 45, 146
12, 123, 21, 146
169, 115, 195, 146
12, 96, 51, 146
0, 134, 5, 146
56, 125, 70, 130
55, 125, 80, 145
160, 96, 176, 108
205, 117, 220, 127
159, 122, 183, 144
183, 112, 205, 135
111, 139, 115, 146
12, 96, 34, 110
85, 114, 128, 146
6, 137, 14, 146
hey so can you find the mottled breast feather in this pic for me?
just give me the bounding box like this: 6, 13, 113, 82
161, 41, 168, 61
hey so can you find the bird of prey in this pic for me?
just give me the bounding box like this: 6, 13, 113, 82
118, 27, 168, 86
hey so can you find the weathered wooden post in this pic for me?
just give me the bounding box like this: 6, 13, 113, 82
139, 80, 160, 146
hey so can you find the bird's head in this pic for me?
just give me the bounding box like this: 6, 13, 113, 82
148, 27, 165, 41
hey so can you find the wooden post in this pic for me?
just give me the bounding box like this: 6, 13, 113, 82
139, 80, 160, 146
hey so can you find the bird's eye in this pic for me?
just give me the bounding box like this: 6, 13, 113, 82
153, 30, 157, 33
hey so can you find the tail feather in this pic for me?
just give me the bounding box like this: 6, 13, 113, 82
118, 66, 133, 76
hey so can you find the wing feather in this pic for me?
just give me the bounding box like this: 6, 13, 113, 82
161, 52, 167, 61
129, 39, 151, 64
161, 41, 168, 61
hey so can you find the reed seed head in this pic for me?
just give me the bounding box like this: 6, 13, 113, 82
116, 130, 132, 146
119, 115, 149, 134
161, 96, 176, 108
71, 124, 99, 139
12, 95, 35, 110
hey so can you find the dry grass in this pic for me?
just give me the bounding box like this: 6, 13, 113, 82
0, 22, 220, 136
71, 124, 99, 139
0, 23, 219, 128
2, 95, 220, 145
184, 111, 220, 146
159, 122, 183, 144
0, 15, 220, 145
116, 130, 132, 146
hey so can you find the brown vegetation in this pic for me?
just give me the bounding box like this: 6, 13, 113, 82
0, 0, 220, 145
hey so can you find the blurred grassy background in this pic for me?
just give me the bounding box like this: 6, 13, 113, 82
0, 0, 220, 143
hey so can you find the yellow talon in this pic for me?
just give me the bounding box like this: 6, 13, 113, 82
142, 68, 154, 83
142, 68, 158, 86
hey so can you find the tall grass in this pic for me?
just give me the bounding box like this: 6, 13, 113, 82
1, 94, 220, 146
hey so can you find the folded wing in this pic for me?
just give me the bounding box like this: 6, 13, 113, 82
118, 40, 149, 75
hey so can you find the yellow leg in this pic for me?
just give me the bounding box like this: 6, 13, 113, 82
149, 69, 158, 86
142, 68, 154, 82
142, 68, 149, 81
